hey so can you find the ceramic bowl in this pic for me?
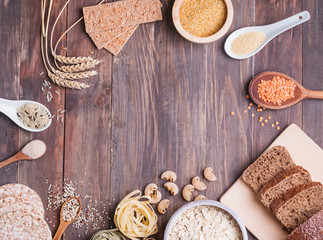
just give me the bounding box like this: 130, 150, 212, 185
163, 200, 248, 240
172, 0, 234, 44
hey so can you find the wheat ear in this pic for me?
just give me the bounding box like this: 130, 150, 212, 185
54, 54, 97, 65
58, 59, 100, 72
48, 72, 90, 89
54, 69, 97, 80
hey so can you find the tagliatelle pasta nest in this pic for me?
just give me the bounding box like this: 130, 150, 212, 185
114, 190, 158, 240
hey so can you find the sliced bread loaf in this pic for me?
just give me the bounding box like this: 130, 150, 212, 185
258, 166, 312, 208
242, 146, 295, 192
270, 182, 323, 232
287, 210, 323, 240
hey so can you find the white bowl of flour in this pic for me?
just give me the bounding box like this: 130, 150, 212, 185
164, 200, 248, 240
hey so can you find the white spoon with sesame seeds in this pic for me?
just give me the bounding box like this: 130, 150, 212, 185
249, 71, 323, 110
225, 11, 310, 59
53, 197, 82, 240
0, 98, 52, 132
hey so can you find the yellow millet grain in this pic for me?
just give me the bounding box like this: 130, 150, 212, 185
179, 0, 227, 37
231, 32, 266, 56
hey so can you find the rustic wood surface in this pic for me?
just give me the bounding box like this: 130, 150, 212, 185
0, 0, 322, 239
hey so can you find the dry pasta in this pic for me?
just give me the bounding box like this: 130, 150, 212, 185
114, 190, 158, 240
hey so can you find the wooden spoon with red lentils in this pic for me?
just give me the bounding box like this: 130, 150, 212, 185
249, 71, 323, 109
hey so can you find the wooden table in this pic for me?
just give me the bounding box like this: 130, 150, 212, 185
0, 0, 322, 239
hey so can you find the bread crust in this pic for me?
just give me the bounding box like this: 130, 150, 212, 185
287, 210, 323, 240
258, 166, 312, 207
270, 182, 322, 213
242, 145, 295, 192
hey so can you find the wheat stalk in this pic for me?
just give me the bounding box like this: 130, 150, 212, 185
48, 72, 90, 89
59, 59, 100, 73
54, 69, 97, 80
54, 54, 97, 65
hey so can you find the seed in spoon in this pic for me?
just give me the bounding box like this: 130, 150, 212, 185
22, 140, 46, 159
257, 76, 296, 105
62, 198, 80, 222
231, 32, 266, 56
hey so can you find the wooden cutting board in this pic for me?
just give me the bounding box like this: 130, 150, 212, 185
220, 123, 323, 240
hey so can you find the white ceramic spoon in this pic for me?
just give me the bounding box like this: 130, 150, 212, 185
0, 98, 52, 132
224, 11, 310, 60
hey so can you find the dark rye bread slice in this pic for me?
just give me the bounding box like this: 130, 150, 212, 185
287, 210, 323, 240
258, 166, 312, 208
270, 182, 323, 232
242, 146, 295, 192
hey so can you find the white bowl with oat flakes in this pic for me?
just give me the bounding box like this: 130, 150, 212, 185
164, 200, 248, 240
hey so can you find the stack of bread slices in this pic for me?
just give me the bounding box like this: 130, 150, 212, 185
242, 146, 323, 239
0, 183, 52, 240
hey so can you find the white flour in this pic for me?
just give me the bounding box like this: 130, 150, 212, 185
22, 140, 46, 159
169, 205, 243, 240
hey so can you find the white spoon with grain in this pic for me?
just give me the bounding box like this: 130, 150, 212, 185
224, 11, 310, 59
0, 98, 52, 132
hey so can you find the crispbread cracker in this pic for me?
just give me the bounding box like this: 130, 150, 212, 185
0, 197, 44, 219
88, 25, 136, 49
104, 25, 138, 55
0, 210, 51, 240
83, 0, 162, 33
0, 184, 44, 217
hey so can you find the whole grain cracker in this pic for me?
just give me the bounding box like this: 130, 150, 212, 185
88, 25, 137, 49
104, 25, 138, 55
0, 197, 44, 219
0, 210, 51, 240
0, 184, 44, 217
83, 0, 162, 33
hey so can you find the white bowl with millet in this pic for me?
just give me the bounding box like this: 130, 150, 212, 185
172, 0, 234, 43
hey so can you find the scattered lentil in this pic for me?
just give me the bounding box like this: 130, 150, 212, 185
261, 123, 264, 127
264, 119, 268, 123
267, 116, 271, 119
230, 112, 235, 116
231, 32, 266, 56
276, 126, 280, 131
257, 76, 296, 105
275, 121, 279, 125
179, 0, 227, 37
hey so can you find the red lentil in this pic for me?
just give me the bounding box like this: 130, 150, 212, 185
257, 76, 296, 105
230, 112, 235, 116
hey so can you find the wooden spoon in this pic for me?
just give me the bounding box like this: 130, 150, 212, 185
0, 140, 46, 169
53, 197, 82, 240
249, 71, 323, 110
